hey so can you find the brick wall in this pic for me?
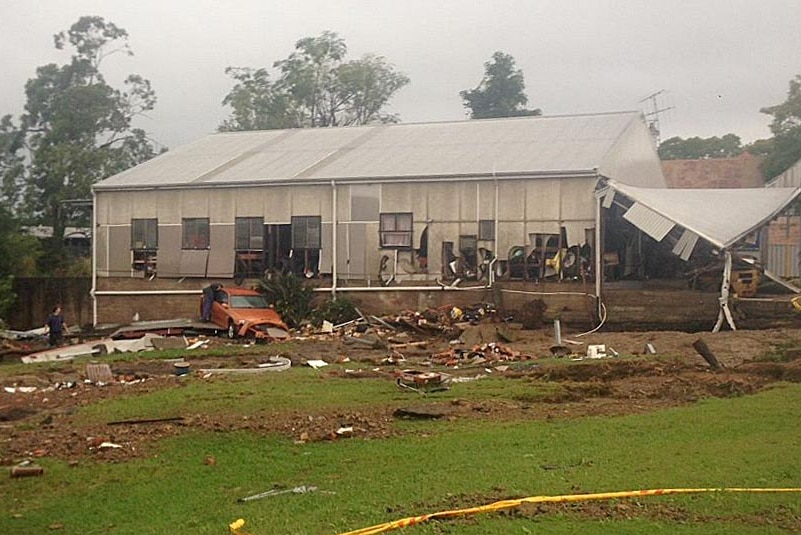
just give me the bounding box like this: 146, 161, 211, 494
5, 272, 782, 332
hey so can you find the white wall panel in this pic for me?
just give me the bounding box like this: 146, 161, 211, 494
208, 223, 234, 277
208, 189, 235, 223
459, 183, 478, 222
108, 225, 131, 276
264, 187, 291, 222
525, 178, 561, 221
156, 225, 182, 277
559, 178, 596, 220
381, 183, 413, 213
477, 181, 496, 220
497, 222, 526, 253
156, 191, 182, 224
234, 187, 266, 216
96, 226, 109, 274
498, 182, 525, 220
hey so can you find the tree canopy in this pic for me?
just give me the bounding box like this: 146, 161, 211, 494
4, 16, 159, 251
460, 52, 541, 119
220, 31, 410, 131
658, 134, 744, 160
760, 74, 801, 179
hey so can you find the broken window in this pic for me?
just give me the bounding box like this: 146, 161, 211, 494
234, 217, 265, 280
291, 216, 322, 249
182, 218, 210, 249
290, 216, 321, 277
131, 218, 158, 274
478, 220, 495, 241
379, 212, 413, 248
459, 235, 479, 279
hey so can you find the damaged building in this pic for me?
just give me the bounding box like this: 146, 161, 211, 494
91, 111, 800, 330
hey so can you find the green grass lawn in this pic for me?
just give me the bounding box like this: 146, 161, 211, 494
2, 368, 801, 534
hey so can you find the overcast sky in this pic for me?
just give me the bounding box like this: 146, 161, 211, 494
3, 1, 800, 150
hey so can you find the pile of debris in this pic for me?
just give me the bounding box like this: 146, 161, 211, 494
430, 342, 534, 367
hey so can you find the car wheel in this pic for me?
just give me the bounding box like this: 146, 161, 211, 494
227, 320, 237, 339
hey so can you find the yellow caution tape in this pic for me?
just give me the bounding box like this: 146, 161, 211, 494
229, 518, 249, 535
791, 295, 801, 311
230, 487, 801, 535
333, 487, 801, 535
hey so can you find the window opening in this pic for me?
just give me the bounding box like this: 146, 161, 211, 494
291, 216, 322, 277
182, 218, 209, 249
234, 217, 265, 280
131, 218, 158, 274
379, 212, 413, 248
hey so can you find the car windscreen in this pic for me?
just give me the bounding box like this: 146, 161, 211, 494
229, 295, 270, 309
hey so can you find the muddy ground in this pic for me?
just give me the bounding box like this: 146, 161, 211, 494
3, 322, 801, 465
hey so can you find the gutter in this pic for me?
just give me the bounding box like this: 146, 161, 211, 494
92, 170, 599, 193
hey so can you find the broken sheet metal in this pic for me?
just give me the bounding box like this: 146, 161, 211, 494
395, 370, 452, 393
623, 202, 675, 241
672, 229, 700, 261
602, 179, 801, 250
238, 485, 319, 503
199, 356, 292, 374
21, 333, 169, 364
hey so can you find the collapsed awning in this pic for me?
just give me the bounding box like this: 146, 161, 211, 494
597, 179, 801, 332
598, 179, 801, 251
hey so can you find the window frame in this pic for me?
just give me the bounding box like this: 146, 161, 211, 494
131, 219, 158, 274
379, 212, 414, 249
291, 215, 322, 250
181, 218, 210, 250
235, 217, 264, 251
131, 218, 158, 250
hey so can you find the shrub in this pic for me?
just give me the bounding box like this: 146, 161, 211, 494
258, 273, 314, 328
313, 297, 360, 326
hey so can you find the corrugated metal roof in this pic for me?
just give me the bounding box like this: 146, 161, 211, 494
95, 111, 642, 190
605, 180, 801, 249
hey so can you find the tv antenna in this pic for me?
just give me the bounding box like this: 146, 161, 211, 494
640, 90, 674, 145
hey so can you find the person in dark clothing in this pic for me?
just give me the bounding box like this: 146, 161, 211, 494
201, 283, 223, 322
45, 305, 68, 347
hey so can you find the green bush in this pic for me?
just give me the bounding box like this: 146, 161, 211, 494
313, 296, 360, 326
257, 273, 314, 328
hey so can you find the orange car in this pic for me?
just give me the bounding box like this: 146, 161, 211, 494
204, 287, 290, 341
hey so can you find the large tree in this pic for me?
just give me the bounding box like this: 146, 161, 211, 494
220, 31, 410, 131
8, 16, 159, 247
460, 51, 541, 119
760, 74, 801, 179
658, 134, 743, 160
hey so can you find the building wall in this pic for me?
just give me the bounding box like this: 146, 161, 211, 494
95, 175, 598, 286
767, 158, 801, 188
